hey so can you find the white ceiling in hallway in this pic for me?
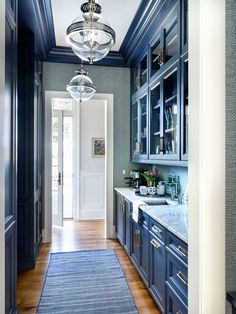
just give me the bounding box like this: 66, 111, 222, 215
51, 0, 142, 51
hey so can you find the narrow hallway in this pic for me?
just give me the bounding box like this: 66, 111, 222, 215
17, 220, 160, 314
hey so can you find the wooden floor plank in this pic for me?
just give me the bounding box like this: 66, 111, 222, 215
17, 220, 160, 314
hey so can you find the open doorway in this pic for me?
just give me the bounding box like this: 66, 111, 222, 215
44, 91, 114, 243
51, 98, 74, 226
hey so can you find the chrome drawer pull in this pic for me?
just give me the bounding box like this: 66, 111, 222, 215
177, 271, 188, 286
150, 239, 161, 250
151, 225, 162, 235
176, 245, 188, 259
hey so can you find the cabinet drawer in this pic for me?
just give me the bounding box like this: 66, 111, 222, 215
166, 282, 188, 314
166, 247, 188, 305
139, 210, 149, 229
166, 231, 188, 264
149, 218, 166, 242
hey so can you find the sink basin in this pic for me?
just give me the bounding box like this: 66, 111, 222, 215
143, 200, 169, 206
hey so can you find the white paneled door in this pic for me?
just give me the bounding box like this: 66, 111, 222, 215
79, 100, 106, 220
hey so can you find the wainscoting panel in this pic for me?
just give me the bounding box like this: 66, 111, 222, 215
80, 172, 105, 220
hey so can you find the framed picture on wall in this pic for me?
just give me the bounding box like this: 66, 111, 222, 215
92, 138, 105, 158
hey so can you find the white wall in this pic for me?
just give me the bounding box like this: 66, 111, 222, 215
79, 100, 105, 220
0, 0, 5, 311
189, 0, 225, 313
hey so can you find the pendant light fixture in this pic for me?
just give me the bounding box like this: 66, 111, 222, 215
66, 0, 116, 64
66, 64, 96, 102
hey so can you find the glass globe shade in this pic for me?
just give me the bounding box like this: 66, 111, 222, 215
66, 70, 96, 102
66, 1, 116, 64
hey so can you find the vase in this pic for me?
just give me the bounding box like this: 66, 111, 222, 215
147, 180, 155, 187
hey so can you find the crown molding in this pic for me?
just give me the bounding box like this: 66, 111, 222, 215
46, 47, 127, 67
19, 0, 170, 67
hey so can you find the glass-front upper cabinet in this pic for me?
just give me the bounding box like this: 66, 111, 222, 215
132, 64, 139, 94
151, 37, 162, 77
132, 100, 138, 157
181, 56, 188, 160
131, 92, 148, 160
164, 18, 179, 63
149, 62, 180, 161
150, 3, 180, 80
132, 54, 148, 96
150, 81, 162, 156
140, 94, 147, 155
163, 66, 179, 158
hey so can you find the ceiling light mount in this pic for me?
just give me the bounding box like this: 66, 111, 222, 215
66, 0, 116, 64
81, 0, 101, 15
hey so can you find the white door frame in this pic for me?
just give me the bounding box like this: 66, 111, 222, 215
189, 0, 225, 313
44, 91, 114, 242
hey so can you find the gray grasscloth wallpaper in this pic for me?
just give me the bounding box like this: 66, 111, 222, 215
43, 62, 133, 187
226, 1, 236, 312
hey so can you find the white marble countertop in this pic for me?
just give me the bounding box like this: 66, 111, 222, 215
114, 187, 188, 244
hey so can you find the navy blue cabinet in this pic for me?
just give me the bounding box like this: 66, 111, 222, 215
149, 231, 166, 313
124, 201, 132, 255
140, 224, 149, 285
17, 30, 43, 271
130, 0, 188, 166
114, 192, 188, 312
131, 89, 148, 161
115, 192, 125, 245
131, 218, 150, 285
149, 1, 180, 82
131, 219, 141, 268
166, 282, 188, 314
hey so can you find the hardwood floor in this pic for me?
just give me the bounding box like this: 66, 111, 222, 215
17, 220, 160, 314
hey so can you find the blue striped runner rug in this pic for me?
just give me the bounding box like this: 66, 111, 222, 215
37, 249, 138, 313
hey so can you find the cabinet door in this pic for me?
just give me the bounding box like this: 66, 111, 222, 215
132, 54, 148, 96
131, 92, 148, 161
163, 18, 179, 64
181, 56, 188, 160
131, 100, 139, 157
149, 80, 163, 158
150, 35, 163, 78
140, 55, 148, 87
150, 2, 180, 81
162, 63, 180, 160
115, 193, 125, 245
140, 226, 149, 285
166, 282, 188, 314
149, 235, 166, 312
124, 201, 131, 254
139, 94, 148, 156
131, 220, 141, 267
